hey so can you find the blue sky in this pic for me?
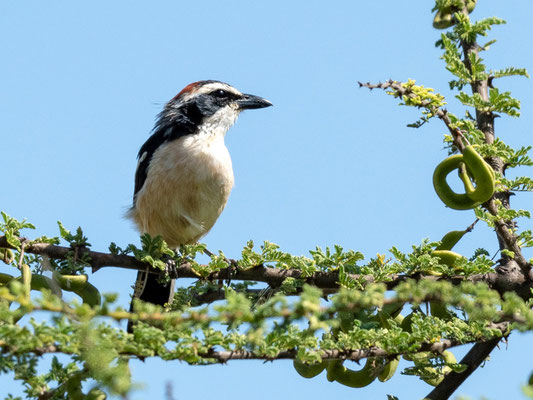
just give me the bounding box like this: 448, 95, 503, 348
1, 1, 532, 399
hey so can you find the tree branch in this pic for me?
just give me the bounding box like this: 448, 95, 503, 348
359, 79, 532, 278
425, 8, 531, 399
424, 338, 501, 400
0, 323, 509, 364
1, 236, 532, 298
358, 80, 466, 151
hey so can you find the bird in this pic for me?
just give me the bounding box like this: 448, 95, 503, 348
127, 80, 272, 318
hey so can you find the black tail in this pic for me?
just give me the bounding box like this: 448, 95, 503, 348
128, 270, 175, 332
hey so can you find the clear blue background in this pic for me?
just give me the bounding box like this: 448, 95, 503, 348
1, 1, 532, 399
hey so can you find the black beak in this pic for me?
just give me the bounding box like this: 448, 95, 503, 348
236, 93, 273, 110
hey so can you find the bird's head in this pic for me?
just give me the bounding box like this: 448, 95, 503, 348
158, 80, 272, 135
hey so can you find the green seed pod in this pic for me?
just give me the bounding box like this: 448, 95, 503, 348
433, 155, 480, 210
326, 360, 342, 382
400, 311, 417, 333
374, 305, 404, 329
432, 250, 466, 268
380, 301, 405, 319
5, 272, 63, 297
433, 10, 454, 29
429, 301, 452, 320
326, 358, 381, 388
415, 351, 457, 386
293, 359, 327, 379
0, 272, 15, 286
435, 229, 468, 251
28, 274, 63, 297
76, 282, 102, 306
433, 146, 495, 210
53, 272, 101, 306
433, 1, 476, 29
461, 146, 495, 203
0, 248, 15, 264
458, 163, 476, 195
21, 264, 31, 298
378, 357, 400, 382
86, 389, 107, 400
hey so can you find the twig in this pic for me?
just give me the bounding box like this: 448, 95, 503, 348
424, 338, 501, 400
358, 80, 466, 151
0, 323, 509, 364
425, 7, 530, 398
359, 79, 532, 277
1, 236, 532, 298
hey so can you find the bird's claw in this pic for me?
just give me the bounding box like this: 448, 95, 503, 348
224, 259, 238, 285
162, 255, 178, 280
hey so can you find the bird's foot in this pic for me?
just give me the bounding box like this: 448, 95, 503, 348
162, 254, 178, 280
252, 285, 277, 309
203, 248, 238, 285
224, 260, 239, 285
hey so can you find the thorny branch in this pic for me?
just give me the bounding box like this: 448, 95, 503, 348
426, 23, 503, 399
359, 23, 532, 400
353, 7, 533, 400
358, 80, 467, 151
0, 322, 510, 363
0, 235, 532, 299
425, 338, 501, 400
358, 79, 532, 276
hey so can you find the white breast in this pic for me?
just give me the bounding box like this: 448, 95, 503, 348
130, 119, 235, 247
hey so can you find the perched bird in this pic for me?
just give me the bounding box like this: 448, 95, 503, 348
127, 80, 272, 314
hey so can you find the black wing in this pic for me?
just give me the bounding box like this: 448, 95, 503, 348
132, 121, 197, 204
133, 131, 165, 202
133, 101, 205, 203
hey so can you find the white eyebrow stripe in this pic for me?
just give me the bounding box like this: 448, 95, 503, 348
180, 82, 242, 102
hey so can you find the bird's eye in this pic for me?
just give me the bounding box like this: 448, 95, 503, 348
213, 89, 228, 98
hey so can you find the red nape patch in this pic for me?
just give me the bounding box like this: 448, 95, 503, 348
171, 81, 205, 102
178, 82, 201, 96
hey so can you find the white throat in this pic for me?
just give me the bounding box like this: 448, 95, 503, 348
199, 106, 240, 140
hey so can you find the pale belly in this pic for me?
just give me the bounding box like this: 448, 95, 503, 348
128, 135, 234, 248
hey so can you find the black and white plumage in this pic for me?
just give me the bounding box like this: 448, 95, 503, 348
127, 80, 272, 316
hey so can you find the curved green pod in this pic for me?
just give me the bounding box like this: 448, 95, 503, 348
415, 351, 457, 387
0, 248, 15, 264
29, 274, 63, 297
52, 272, 101, 306
293, 359, 326, 379
435, 229, 467, 251
433, 0, 476, 29
1, 272, 63, 297
326, 360, 342, 382
433, 154, 480, 210
400, 311, 416, 334
433, 10, 454, 29
429, 301, 452, 320
0, 272, 14, 285
378, 357, 400, 382
432, 250, 466, 268
458, 163, 476, 195
433, 146, 495, 210
461, 146, 495, 203
326, 358, 379, 388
